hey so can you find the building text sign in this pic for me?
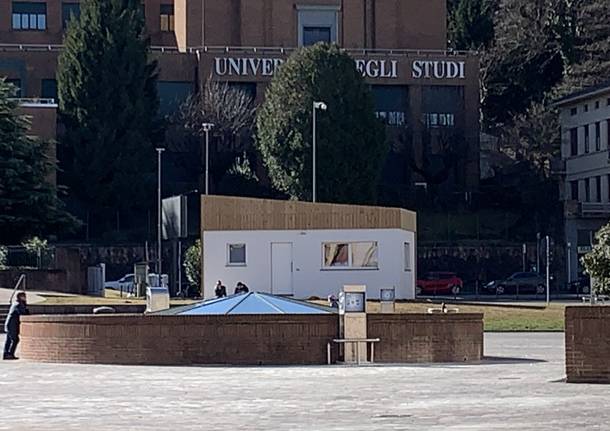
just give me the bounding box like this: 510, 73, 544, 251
213, 57, 466, 80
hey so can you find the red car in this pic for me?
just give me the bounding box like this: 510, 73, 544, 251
416, 272, 463, 296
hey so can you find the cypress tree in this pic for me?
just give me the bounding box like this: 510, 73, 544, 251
256, 44, 387, 204
0, 79, 78, 243
57, 0, 160, 234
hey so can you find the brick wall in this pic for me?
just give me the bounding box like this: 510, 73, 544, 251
20, 314, 339, 366
565, 306, 610, 384
367, 313, 484, 363
0, 269, 68, 293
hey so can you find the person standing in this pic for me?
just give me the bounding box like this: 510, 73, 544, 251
3, 291, 29, 360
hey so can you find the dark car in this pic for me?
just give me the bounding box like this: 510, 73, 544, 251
485, 272, 547, 295
416, 272, 463, 296
567, 276, 591, 294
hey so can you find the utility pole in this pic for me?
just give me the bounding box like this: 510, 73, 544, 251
312, 101, 327, 202
536, 232, 541, 273
546, 235, 551, 305
202, 123, 214, 195
156, 148, 165, 279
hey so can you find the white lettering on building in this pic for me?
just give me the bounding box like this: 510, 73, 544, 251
354, 59, 398, 79
214, 57, 286, 77
411, 60, 466, 79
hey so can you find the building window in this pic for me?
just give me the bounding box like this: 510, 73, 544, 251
570, 128, 578, 156
585, 179, 590, 202
404, 243, 411, 271
570, 107, 577, 116
227, 244, 246, 266
302, 26, 331, 46
423, 113, 455, 128
323, 242, 378, 269
584, 104, 589, 113
570, 180, 579, 201
596, 122, 601, 151
62, 3, 80, 28
160, 4, 174, 32
596, 101, 600, 109
5, 78, 22, 97
12, 2, 46, 30
41, 79, 57, 100
584, 126, 590, 153
297, 6, 338, 47
607, 98, 610, 106
596, 176, 602, 203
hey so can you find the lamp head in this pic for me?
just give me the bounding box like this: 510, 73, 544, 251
314, 101, 327, 111
201, 123, 215, 132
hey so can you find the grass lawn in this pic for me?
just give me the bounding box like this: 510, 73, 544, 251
366, 301, 566, 332
36, 291, 566, 332
36, 289, 197, 306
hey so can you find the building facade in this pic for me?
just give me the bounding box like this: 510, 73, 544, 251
0, 0, 480, 198
555, 82, 610, 282
201, 195, 417, 299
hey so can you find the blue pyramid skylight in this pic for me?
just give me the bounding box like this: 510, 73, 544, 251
163, 292, 335, 315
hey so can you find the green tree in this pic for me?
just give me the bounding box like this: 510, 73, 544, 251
256, 43, 387, 203
0, 79, 78, 243
582, 222, 610, 295
557, 0, 610, 93
449, 0, 496, 50
482, 0, 565, 129
57, 0, 160, 232
183, 240, 201, 294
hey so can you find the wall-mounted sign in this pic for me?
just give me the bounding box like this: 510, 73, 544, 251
212, 57, 466, 81
354, 59, 398, 79
412, 60, 466, 80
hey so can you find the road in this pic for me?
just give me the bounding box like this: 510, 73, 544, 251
0, 332, 609, 430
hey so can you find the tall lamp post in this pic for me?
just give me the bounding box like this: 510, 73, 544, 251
156, 147, 165, 278
312, 101, 327, 203
202, 123, 214, 195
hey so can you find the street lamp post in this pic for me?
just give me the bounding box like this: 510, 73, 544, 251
202, 123, 214, 195
312, 101, 327, 203
156, 147, 165, 278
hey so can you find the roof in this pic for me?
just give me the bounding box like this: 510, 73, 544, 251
553, 79, 610, 107
158, 292, 337, 315
201, 195, 417, 232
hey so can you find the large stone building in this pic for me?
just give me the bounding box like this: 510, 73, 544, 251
555, 81, 610, 282
0, 0, 480, 199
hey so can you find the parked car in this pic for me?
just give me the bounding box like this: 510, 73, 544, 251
105, 273, 168, 294
416, 272, 463, 296
567, 276, 591, 294
485, 272, 547, 295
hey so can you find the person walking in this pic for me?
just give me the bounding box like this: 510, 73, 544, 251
214, 280, 227, 298
3, 291, 29, 360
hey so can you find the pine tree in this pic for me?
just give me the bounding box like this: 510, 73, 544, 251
558, 0, 610, 93
0, 79, 78, 243
57, 0, 160, 234
255, 44, 387, 204
449, 0, 496, 50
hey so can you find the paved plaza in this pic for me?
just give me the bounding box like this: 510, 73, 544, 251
0, 332, 609, 430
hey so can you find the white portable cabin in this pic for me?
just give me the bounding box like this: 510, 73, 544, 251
201, 196, 417, 300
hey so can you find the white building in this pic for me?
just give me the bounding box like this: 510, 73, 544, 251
201, 196, 417, 300
555, 81, 610, 282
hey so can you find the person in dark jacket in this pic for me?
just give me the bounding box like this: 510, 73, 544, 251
234, 282, 249, 294
3, 291, 29, 360
214, 280, 227, 298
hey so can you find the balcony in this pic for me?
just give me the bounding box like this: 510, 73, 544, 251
581, 202, 610, 217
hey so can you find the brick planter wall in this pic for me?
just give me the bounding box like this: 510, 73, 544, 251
20, 314, 338, 365
367, 313, 484, 363
565, 306, 610, 384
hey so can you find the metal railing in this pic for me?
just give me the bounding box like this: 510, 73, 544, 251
328, 338, 381, 365
0, 43, 476, 58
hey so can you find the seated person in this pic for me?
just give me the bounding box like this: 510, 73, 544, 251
214, 280, 227, 298
234, 282, 250, 294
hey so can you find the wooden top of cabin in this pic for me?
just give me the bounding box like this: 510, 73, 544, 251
201, 195, 416, 232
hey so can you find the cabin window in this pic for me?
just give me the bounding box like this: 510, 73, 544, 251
404, 242, 412, 271
227, 244, 246, 266
323, 242, 378, 269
